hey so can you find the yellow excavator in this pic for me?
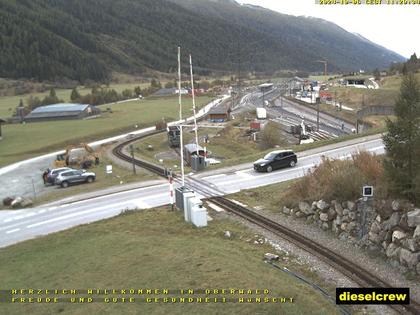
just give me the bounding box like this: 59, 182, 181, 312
54, 143, 99, 169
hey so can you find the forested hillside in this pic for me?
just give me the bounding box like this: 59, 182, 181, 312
0, 0, 405, 82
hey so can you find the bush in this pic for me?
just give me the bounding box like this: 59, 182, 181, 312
283, 152, 386, 205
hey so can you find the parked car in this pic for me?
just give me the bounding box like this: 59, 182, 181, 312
55, 169, 96, 188
46, 167, 73, 185
253, 150, 297, 173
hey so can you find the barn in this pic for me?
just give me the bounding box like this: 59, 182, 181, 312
207, 104, 231, 122
24, 103, 101, 122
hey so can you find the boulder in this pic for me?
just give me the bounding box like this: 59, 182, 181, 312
10, 197, 23, 208
399, 248, 420, 268
327, 208, 337, 220
316, 200, 329, 211
342, 215, 351, 223
375, 215, 382, 223
413, 226, 420, 239
319, 213, 329, 222
391, 200, 400, 211
392, 230, 407, 243
333, 201, 344, 216
399, 214, 409, 231
334, 215, 343, 226
311, 201, 318, 211
264, 253, 280, 261
406, 238, 420, 252
282, 207, 291, 215
370, 221, 381, 234
340, 223, 348, 231
383, 212, 400, 231
298, 202, 313, 215
386, 243, 401, 259
348, 211, 356, 221
343, 209, 350, 217
369, 232, 382, 244
347, 201, 356, 211
407, 209, 420, 227
347, 222, 357, 232
295, 211, 305, 218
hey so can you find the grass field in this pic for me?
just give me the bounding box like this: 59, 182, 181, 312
0, 83, 155, 118
0, 96, 212, 167
0, 207, 343, 315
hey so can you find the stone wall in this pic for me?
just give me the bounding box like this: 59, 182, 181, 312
282, 199, 420, 275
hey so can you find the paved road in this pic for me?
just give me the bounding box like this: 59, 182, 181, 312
0, 137, 384, 248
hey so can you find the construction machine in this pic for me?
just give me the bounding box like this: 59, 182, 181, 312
54, 143, 99, 169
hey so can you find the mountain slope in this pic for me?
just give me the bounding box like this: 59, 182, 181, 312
0, 0, 405, 82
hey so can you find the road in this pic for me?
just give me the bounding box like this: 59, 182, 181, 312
0, 136, 384, 248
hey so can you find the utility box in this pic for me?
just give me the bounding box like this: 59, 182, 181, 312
175, 187, 194, 211
183, 192, 197, 222
191, 155, 206, 172
191, 205, 208, 227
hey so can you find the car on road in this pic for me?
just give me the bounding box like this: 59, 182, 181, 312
253, 150, 297, 173
55, 169, 96, 188
46, 167, 73, 185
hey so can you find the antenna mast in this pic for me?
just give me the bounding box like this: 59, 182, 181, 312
178, 47, 185, 187
189, 54, 199, 155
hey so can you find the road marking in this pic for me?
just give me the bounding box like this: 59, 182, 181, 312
6, 228, 20, 234
235, 170, 254, 179
26, 201, 131, 229
38, 209, 47, 214
48, 206, 58, 211
202, 174, 226, 180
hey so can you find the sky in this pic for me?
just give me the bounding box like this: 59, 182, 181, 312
237, 0, 420, 59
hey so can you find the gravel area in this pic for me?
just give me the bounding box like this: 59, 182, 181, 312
212, 202, 420, 315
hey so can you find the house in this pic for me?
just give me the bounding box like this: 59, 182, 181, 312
24, 103, 100, 122
207, 104, 231, 122
258, 83, 273, 92
0, 118, 5, 140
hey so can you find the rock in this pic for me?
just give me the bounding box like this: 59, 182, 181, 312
321, 222, 330, 230
342, 215, 351, 223
399, 214, 409, 231
2, 197, 14, 206
334, 215, 343, 226
319, 213, 329, 222
347, 222, 357, 232
407, 209, 420, 227
339, 233, 347, 241
369, 232, 382, 244
299, 202, 313, 215
413, 226, 420, 239
306, 215, 314, 223
295, 211, 305, 218
348, 211, 356, 221
333, 201, 343, 216
347, 201, 356, 211
399, 248, 420, 268
383, 212, 400, 231
10, 197, 23, 208
316, 200, 329, 211
406, 239, 420, 252
391, 200, 400, 211
264, 253, 279, 261
20, 198, 33, 208
375, 215, 382, 223
386, 243, 401, 259
343, 209, 350, 217
392, 230, 407, 243
282, 206, 291, 215
332, 224, 340, 234
370, 221, 381, 234
327, 208, 337, 220
340, 223, 348, 231
382, 241, 388, 250
311, 201, 318, 211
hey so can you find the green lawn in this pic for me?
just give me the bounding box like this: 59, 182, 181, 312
0, 207, 343, 315
0, 96, 212, 167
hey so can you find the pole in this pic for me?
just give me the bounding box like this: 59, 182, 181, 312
189, 54, 199, 156
316, 102, 320, 131
168, 169, 174, 211
178, 47, 185, 187
129, 144, 136, 175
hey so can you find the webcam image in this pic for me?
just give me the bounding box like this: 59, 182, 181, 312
0, 0, 419, 314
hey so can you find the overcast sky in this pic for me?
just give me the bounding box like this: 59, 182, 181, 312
237, 0, 419, 59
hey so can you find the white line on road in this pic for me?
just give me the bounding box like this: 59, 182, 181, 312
6, 228, 20, 234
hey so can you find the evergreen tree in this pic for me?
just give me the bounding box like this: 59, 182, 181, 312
383, 73, 420, 201
49, 88, 57, 98
70, 88, 81, 102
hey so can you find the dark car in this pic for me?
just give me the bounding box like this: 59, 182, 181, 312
54, 169, 96, 188
253, 150, 297, 172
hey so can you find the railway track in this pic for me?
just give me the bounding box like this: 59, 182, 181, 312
112, 130, 420, 315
